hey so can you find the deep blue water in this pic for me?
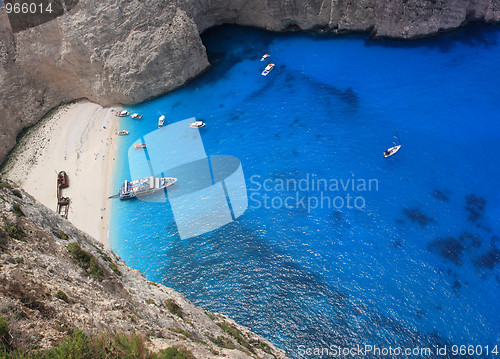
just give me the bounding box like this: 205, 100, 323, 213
111, 24, 500, 358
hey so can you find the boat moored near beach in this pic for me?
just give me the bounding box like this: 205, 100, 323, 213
131, 113, 143, 119
117, 110, 129, 117
261, 63, 275, 76
117, 130, 129, 136
261, 53, 270, 61
189, 120, 206, 128
158, 115, 165, 127
133, 143, 147, 149
116, 176, 177, 199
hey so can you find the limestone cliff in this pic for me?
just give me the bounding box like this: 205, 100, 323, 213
0, 179, 287, 358
0, 0, 499, 163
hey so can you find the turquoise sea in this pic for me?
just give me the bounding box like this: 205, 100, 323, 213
111, 24, 500, 358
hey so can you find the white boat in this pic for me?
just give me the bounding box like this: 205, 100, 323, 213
260, 53, 270, 61
131, 113, 143, 119
383, 145, 401, 158
117, 110, 129, 117
117, 176, 177, 199
117, 130, 129, 136
189, 120, 205, 128
261, 63, 275, 76
383, 131, 402, 158
158, 115, 165, 127
133, 143, 146, 149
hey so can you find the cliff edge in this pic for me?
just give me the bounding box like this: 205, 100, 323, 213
0, 0, 499, 163
0, 0, 500, 162
0, 179, 287, 358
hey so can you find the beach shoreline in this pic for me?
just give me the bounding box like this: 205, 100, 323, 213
2, 100, 122, 246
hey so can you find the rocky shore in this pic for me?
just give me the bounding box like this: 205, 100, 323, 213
0, 179, 287, 358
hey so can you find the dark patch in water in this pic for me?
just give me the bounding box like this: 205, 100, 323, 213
435, 305, 442, 311
275, 134, 280, 140
416, 309, 425, 319
292, 149, 300, 157
403, 208, 435, 227
465, 194, 486, 222
491, 236, 500, 246
395, 218, 405, 225
229, 114, 240, 121
474, 248, 500, 270
364, 22, 499, 53
219, 104, 224, 108
432, 189, 451, 202
459, 232, 482, 249
330, 211, 350, 230
285, 73, 295, 83
339, 88, 359, 108
392, 241, 403, 249
428, 237, 464, 265
452, 279, 461, 294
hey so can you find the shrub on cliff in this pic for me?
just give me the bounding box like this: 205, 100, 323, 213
0, 316, 11, 352
0, 329, 194, 358
66, 242, 104, 281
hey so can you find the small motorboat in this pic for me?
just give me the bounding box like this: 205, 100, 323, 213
189, 120, 206, 128
117, 130, 129, 136
260, 53, 270, 61
133, 143, 147, 149
383, 131, 402, 158
131, 113, 143, 119
261, 63, 275, 76
117, 110, 129, 117
158, 115, 165, 127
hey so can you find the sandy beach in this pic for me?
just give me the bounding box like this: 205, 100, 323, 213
2, 100, 121, 246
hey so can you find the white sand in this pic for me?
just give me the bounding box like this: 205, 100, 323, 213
3, 100, 122, 246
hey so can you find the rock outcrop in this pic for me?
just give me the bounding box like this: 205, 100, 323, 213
0, 179, 287, 358
0, 0, 499, 163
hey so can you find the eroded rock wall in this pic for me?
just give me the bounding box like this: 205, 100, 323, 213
0, 0, 499, 163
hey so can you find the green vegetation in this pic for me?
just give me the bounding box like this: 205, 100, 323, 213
0, 316, 11, 352
66, 242, 104, 281
204, 311, 216, 321
2, 219, 25, 241
164, 299, 183, 318
208, 335, 236, 350
1, 303, 27, 321
54, 291, 69, 303
11, 204, 24, 217
108, 261, 121, 276
90, 243, 121, 276
0, 330, 194, 359
217, 322, 254, 354
0, 182, 13, 190
56, 229, 68, 240
158, 346, 194, 359
167, 328, 191, 339
11, 190, 22, 199
0, 229, 7, 251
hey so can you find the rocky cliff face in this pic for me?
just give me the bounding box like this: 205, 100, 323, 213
0, 179, 287, 358
0, 0, 499, 163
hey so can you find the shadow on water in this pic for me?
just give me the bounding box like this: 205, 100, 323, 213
364, 22, 500, 52
160, 220, 469, 358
